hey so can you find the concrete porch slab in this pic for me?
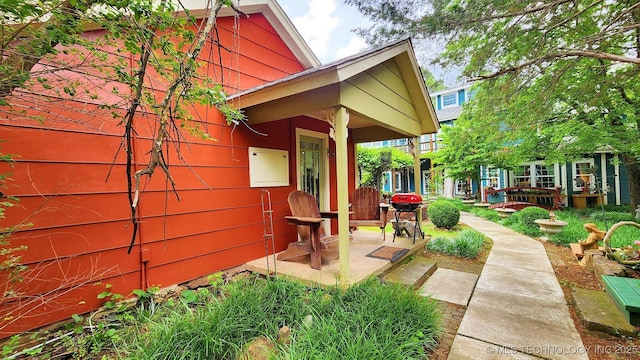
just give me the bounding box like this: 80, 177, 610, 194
245, 230, 427, 287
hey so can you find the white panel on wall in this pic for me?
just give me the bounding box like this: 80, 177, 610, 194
249, 147, 289, 187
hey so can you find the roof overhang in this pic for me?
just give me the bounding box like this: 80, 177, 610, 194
229, 39, 440, 143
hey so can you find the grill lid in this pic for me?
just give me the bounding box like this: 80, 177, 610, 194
390, 193, 423, 204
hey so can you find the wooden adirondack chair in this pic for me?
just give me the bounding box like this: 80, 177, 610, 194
277, 190, 341, 270
348, 187, 390, 240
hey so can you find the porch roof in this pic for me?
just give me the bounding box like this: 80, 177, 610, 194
228, 39, 440, 143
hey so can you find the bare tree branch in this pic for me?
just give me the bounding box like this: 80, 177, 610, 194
471, 50, 640, 81
0, 0, 93, 98
127, 0, 237, 253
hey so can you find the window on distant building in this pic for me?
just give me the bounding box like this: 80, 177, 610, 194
442, 93, 457, 107
572, 159, 595, 192
466, 88, 476, 101
535, 164, 556, 188
513, 163, 557, 188
391, 138, 408, 146
484, 167, 500, 188
455, 180, 470, 196
423, 171, 431, 195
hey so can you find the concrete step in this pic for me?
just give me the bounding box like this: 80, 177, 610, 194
381, 256, 437, 289
419, 268, 479, 307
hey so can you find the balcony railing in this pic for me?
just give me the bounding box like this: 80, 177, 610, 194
393, 140, 439, 153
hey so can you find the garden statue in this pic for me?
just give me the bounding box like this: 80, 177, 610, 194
579, 223, 606, 251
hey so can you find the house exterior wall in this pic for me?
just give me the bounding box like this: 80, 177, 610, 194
617, 156, 631, 205
0, 14, 350, 338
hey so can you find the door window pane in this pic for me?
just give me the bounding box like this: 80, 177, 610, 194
574, 161, 595, 191
300, 137, 323, 206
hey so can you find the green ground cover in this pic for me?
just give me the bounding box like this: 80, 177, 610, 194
461, 201, 640, 248
5, 276, 442, 359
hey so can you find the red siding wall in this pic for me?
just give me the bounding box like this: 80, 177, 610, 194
0, 13, 342, 337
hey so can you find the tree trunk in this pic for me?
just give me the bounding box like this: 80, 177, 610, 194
622, 154, 640, 215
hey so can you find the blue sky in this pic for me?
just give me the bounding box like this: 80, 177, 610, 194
278, 0, 459, 86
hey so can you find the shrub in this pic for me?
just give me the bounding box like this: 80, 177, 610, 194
473, 208, 501, 222
518, 206, 549, 228
502, 206, 548, 237
444, 198, 466, 211
426, 229, 486, 258
427, 200, 460, 229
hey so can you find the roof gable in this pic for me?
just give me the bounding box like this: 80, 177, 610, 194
229, 39, 440, 142
184, 0, 320, 68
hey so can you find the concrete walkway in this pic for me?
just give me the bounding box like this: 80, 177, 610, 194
447, 213, 588, 360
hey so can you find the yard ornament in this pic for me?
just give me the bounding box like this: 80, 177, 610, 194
580, 223, 606, 251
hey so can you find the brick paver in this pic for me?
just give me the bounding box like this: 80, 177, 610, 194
429, 301, 466, 359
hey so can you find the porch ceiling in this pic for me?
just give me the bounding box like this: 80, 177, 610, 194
227, 39, 440, 143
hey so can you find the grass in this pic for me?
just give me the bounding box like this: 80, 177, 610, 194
426, 229, 486, 259
537, 208, 640, 248
422, 221, 467, 238
462, 202, 640, 248
5, 275, 442, 359
121, 276, 441, 359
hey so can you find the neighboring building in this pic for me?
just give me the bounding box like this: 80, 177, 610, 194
359, 80, 632, 210
0, 0, 439, 337
423, 85, 474, 198
357, 84, 471, 197
428, 84, 631, 208
358, 138, 415, 194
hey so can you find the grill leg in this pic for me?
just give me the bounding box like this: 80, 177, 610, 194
412, 209, 424, 244
392, 210, 401, 242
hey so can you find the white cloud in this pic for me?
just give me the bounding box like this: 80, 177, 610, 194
289, 0, 339, 60
335, 36, 368, 59
279, 0, 375, 63
280, 0, 460, 83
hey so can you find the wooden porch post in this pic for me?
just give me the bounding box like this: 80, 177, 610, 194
333, 106, 351, 283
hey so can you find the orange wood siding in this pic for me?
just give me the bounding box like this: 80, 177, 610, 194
0, 13, 311, 337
